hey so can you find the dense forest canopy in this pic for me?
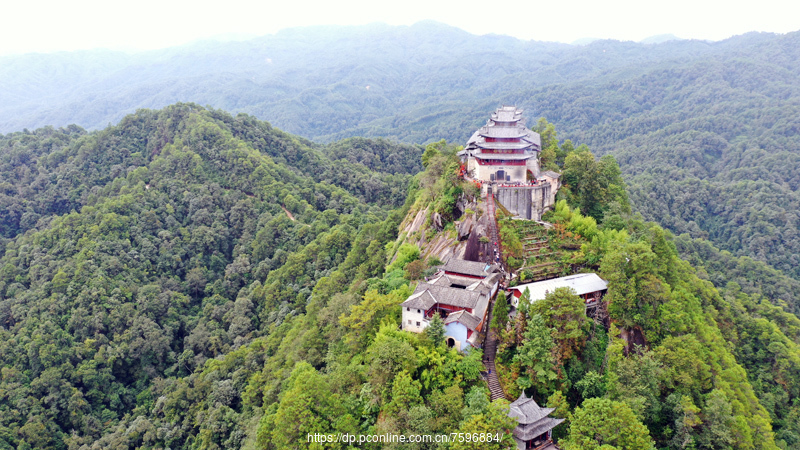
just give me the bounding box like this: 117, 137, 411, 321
0, 105, 799, 449
2, 22, 800, 448
0, 105, 428, 448
3, 23, 800, 289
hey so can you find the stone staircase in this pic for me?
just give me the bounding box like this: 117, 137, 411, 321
483, 327, 505, 401
483, 188, 505, 401
485, 189, 501, 265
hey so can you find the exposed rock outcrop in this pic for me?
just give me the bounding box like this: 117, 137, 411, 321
393, 196, 488, 265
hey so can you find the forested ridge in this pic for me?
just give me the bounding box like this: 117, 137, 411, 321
1, 107, 800, 449
3, 23, 800, 294
529, 31, 800, 285
497, 134, 800, 449
0, 104, 428, 448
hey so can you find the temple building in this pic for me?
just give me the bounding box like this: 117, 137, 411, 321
401, 260, 500, 351
459, 106, 559, 220
508, 273, 608, 309
459, 106, 541, 183
508, 392, 564, 450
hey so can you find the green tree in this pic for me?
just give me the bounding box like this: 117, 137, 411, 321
604, 334, 663, 425
422, 139, 444, 168
562, 398, 653, 450
424, 314, 446, 347
365, 322, 419, 394
546, 390, 571, 442
491, 291, 509, 332
575, 371, 605, 400
669, 394, 702, 450
387, 243, 421, 272
451, 400, 517, 450
429, 384, 464, 432
385, 370, 423, 416
266, 362, 349, 449
514, 314, 557, 395
561, 146, 628, 221
462, 386, 491, 421
530, 287, 588, 363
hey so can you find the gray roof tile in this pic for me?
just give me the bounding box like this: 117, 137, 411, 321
411, 283, 484, 309
443, 310, 482, 331
401, 290, 437, 310
442, 259, 498, 278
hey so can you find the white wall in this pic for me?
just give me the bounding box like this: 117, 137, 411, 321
402, 307, 429, 333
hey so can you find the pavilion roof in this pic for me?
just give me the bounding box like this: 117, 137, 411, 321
508, 392, 566, 440
474, 153, 535, 161
491, 106, 524, 122
513, 417, 565, 441
401, 290, 437, 310
509, 393, 556, 424
478, 125, 528, 138
430, 273, 483, 288
464, 112, 541, 154
410, 283, 485, 310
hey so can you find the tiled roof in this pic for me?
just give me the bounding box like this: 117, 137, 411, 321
478, 126, 527, 138
430, 273, 483, 288
491, 106, 524, 122
474, 153, 536, 161
475, 141, 533, 151
401, 290, 437, 310
479, 126, 540, 145
443, 310, 482, 331
509, 392, 564, 443
464, 112, 541, 155
411, 283, 484, 309
509, 393, 555, 424
513, 417, 565, 441
442, 259, 498, 278
467, 272, 501, 295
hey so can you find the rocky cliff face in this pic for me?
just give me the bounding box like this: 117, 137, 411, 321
394, 195, 493, 264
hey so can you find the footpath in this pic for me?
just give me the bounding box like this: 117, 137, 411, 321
482, 187, 505, 401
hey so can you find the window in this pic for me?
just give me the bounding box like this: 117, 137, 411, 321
417, 309, 421, 313
406, 307, 410, 311
416, 322, 420, 327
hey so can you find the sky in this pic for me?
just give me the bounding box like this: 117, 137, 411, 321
2, 0, 799, 56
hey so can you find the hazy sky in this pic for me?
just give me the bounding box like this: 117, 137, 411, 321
2, 0, 798, 55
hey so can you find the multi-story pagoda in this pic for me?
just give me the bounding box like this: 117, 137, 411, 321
460, 106, 541, 183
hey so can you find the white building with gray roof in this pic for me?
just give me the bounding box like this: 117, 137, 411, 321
509, 273, 608, 309
401, 260, 500, 351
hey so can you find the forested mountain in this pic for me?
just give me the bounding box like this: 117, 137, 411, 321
529, 31, 800, 282
3, 23, 800, 290
1, 105, 800, 449
4, 22, 800, 448
0, 22, 769, 141
0, 105, 425, 448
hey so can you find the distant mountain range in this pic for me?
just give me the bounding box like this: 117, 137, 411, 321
0, 21, 766, 140
3, 21, 800, 286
